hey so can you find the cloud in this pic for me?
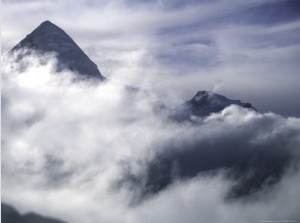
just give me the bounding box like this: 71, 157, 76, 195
117, 105, 300, 203
129, 170, 300, 223
1, 51, 300, 223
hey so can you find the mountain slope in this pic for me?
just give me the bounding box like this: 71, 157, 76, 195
10, 20, 105, 80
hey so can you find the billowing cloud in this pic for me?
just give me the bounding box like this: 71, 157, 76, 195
1, 51, 300, 223
117, 105, 300, 203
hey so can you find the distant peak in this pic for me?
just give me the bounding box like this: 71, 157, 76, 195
10, 20, 105, 80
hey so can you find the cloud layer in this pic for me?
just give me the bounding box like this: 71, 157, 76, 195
2, 51, 300, 223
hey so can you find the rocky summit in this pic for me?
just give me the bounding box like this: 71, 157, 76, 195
172, 91, 257, 120
10, 20, 105, 80
187, 91, 256, 116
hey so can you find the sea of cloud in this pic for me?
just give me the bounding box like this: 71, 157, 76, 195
1, 52, 300, 223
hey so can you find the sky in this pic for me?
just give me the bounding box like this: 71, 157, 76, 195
1, 1, 300, 223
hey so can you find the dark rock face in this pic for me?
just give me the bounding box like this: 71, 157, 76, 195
10, 20, 105, 80
1, 203, 67, 223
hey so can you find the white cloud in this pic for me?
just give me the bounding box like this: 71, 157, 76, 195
1, 52, 300, 223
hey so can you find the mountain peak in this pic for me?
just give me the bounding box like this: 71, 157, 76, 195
33, 20, 61, 33
188, 90, 257, 116
172, 90, 257, 121
10, 21, 105, 80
